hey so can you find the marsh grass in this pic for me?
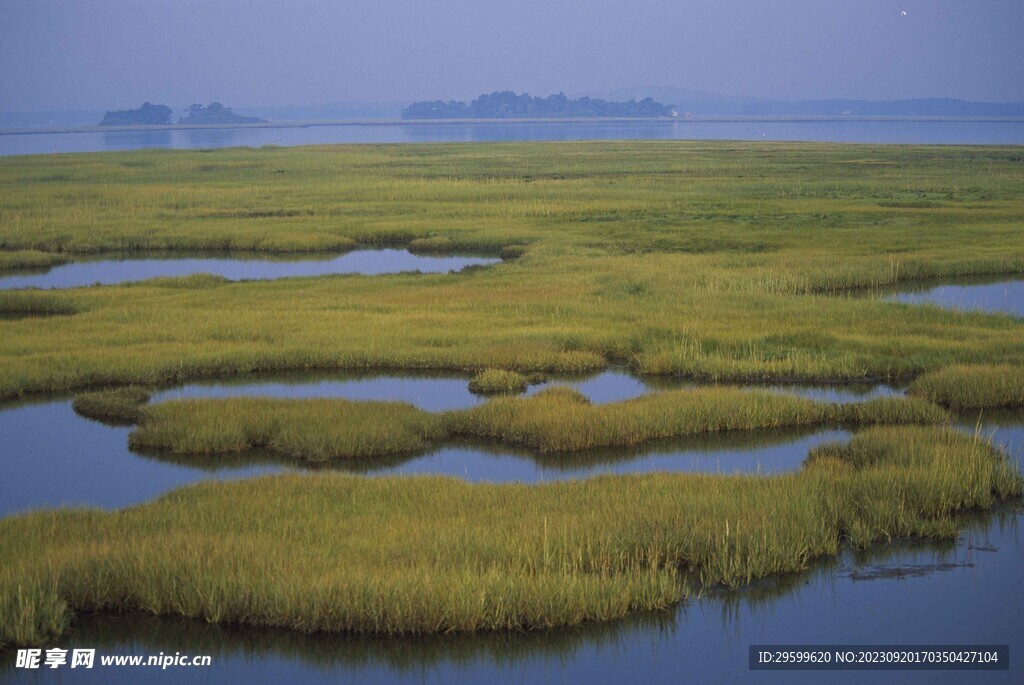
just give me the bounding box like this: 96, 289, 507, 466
468, 369, 530, 396
130, 397, 446, 462
0, 291, 79, 317
126, 389, 947, 462
1, 426, 1018, 646
72, 387, 152, 425
2, 142, 1023, 398
909, 365, 1024, 409
0, 250, 66, 271
449, 387, 947, 452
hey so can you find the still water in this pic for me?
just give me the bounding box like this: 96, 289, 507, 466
879, 276, 1024, 318
0, 365, 1014, 515
2, 119, 1023, 156
0, 509, 1019, 684
2, 366, 896, 515
0, 249, 499, 290
149, 368, 902, 411
1, 369, 1020, 683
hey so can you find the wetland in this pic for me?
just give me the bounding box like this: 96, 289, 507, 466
1, 141, 1022, 679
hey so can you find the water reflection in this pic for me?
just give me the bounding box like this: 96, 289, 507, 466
0, 400, 296, 516
0, 391, 846, 515
0, 249, 500, 290
955, 407, 1024, 471
101, 129, 172, 151
0, 367, 1013, 515
180, 127, 264, 149
3, 119, 1024, 156
1, 509, 1017, 684
149, 367, 902, 411
870, 275, 1024, 318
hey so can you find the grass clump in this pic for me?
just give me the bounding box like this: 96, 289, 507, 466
126, 389, 947, 462
0, 570, 70, 647
124, 273, 230, 289
129, 398, 445, 462
0, 250, 66, 271
72, 387, 151, 425
1, 426, 1017, 646
449, 388, 947, 452
500, 244, 528, 259
468, 369, 530, 396
909, 364, 1024, 409
0, 291, 80, 317
407, 236, 454, 253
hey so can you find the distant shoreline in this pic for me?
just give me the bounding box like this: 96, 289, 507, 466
3, 115, 1024, 137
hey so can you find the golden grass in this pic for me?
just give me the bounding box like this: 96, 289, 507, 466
0, 249, 66, 271
130, 397, 446, 461
124, 388, 947, 462
1, 142, 1022, 399
468, 369, 530, 395
1, 426, 1018, 646
908, 364, 1024, 409
71, 387, 152, 425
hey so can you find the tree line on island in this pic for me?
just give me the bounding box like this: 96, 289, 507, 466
98, 102, 264, 126
402, 91, 678, 119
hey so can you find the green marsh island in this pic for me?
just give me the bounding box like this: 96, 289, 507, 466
1, 141, 1023, 645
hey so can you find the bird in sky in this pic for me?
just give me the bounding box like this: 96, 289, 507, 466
901, 10, 908, 16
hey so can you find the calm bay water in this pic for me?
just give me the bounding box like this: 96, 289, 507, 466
2, 119, 1023, 156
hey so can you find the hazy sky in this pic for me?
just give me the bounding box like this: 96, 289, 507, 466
1, 0, 1022, 111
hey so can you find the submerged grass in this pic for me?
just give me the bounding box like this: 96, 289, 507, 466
127, 388, 947, 462
908, 364, 1024, 409
1, 426, 1018, 646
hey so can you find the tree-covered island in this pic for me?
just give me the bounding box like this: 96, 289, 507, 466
402, 91, 678, 119
98, 102, 173, 126
98, 102, 264, 126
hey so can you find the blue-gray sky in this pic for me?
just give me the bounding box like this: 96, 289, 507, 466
1, 0, 1022, 111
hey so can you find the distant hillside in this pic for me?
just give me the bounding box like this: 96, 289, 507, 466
98, 102, 172, 126
178, 102, 264, 125
403, 91, 677, 119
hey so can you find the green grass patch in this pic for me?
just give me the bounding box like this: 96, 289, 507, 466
908, 364, 1024, 409
1, 142, 1023, 399
0, 291, 80, 317
449, 387, 947, 452
72, 387, 152, 425
1, 426, 1018, 646
0, 250, 66, 271
126, 389, 948, 462
468, 369, 530, 395
129, 397, 446, 462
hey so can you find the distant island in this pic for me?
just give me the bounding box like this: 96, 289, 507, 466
178, 102, 264, 125
98, 102, 173, 126
402, 91, 678, 119
98, 101, 264, 126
